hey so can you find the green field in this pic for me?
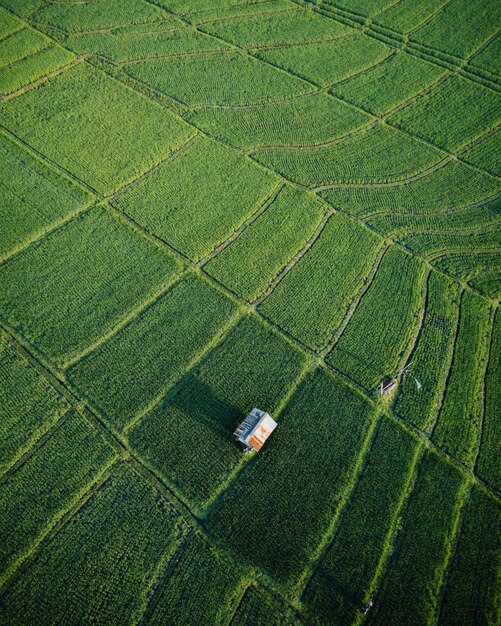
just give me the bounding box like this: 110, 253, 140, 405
0, 0, 499, 624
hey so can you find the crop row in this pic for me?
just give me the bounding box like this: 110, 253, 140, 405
205, 185, 325, 301
0, 462, 184, 624
432, 290, 492, 468
327, 246, 427, 390
147, 533, 245, 625
259, 211, 383, 350
439, 486, 500, 625
394, 271, 460, 431
0, 206, 181, 364
0, 333, 69, 475
324, 159, 499, 219
128, 315, 307, 512
0, 131, 93, 261
68, 274, 239, 433
367, 449, 466, 625
0, 62, 195, 194
207, 367, 377, 587
474, 307, 500, 490
0, 409, 117, 585
113, 134, 278, 262
186, 92, 371, 150
254, 124, 443, 187
302, 416, 420, 626
126, 50, 314, 107
388, 75, 500, 152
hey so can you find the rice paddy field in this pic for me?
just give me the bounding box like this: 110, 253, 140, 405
0, 1, 499, 624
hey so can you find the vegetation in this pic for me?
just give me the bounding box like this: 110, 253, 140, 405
0, 1, 499, 623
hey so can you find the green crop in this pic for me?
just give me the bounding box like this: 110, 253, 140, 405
462, 131, 501, 177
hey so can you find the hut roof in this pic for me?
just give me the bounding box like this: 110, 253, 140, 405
234, 408, 277, 452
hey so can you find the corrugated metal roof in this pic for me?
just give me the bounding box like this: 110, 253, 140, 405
234, 409, 277, 452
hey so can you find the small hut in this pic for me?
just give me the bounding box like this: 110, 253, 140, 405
234, 408, 277, 453
380, 378, 397, 395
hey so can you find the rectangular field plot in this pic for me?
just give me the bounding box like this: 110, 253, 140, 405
256, 33, 392, 87
67, 274, 239, 433
148, 534, 244, 625
302, 418, 420, 626
0, 7, 22, 38
462, 131, 501, 177
0, 63, 194, 194
322, 161, 501, 219
128, 315, 307, 511
0, 206, 180, 365
231, 585, 292, 626
366, 450, 466, 625
469, 34, 501, 76
205, 185, 325, 301
398, 224, 501, 259
389, 75, 501, 152
332, 53, 446, 115
372, 0, 450, 34
410, 0, 501, 59
259, 212, 383, 350
0, 133, 93, 261
156, 0, 291, 20
394, 271, 459, 431
126, 50, 314, 106
0, 335, 69, 474
0, 0, 43, 18
113, 135, 278, 261
0, 463, 183, 625
0, 27, 49, 68
439, 486, 500, 626
0, 43, 75, 96
432, 290, 492, 467
207, 368, 376, 586
201, 10, 349, 48
254, 124, 443, 187
327, 246, 427, 390
31, 0, 167, 33
65, 27, 224, 63
475, 308, 500, 490
0, 410, 117, 585
186, 93, 371, 150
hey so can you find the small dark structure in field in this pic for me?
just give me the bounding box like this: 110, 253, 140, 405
380, 378, 397, 395
234, 408, 277, 453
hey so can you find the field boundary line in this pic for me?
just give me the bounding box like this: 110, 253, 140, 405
320, 241, 390, 357
122, 304, 245, 437
252, 206, 335, 306
199, 181, 284, 267
0, 456, 120, 595
293, 408, 383, 599
61, 270, 188, 370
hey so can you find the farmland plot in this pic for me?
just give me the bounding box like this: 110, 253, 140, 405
259, 212, 383, 349
148, 533, 244, 625
128, 315, 307, 511
327, 246, 427, 390
394, 271, 460, 431
302, 417, 420, 626
186, 93, 371, 149
113, 135, 278, 261
432, 290, 492, 468
65, 27, 226, 63
322, 159, 499, 219
399, 224, 501, 259
67, 274, 239, 432
156, 0, 292, 21
0, 63, 194, 194
366, 450, 466, 626
0, 6, 23, 37
0, 410, 117, 584
389, 75, 501, 152
0, 463, 184, 625
332, 53, 446, 116
0, 334, 69, 474
372, 0, 451, 34
469, 271, 501, 300
0, 0, 42, 18
0, 206, 180, 364
0, 27, 49, 68
469, 34, 501, 76
0, 133, 93, 260
208, 368, 376, 586
462, 131, 501, 177
256, 34, 392, 87
323, 0, 399, 19
31, 0, 167, 34
205, 185, 325, 301
231, 586, 295, 626
439, 486, 501, 626
254, 124, 443, 187
126, 50, 315, 106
